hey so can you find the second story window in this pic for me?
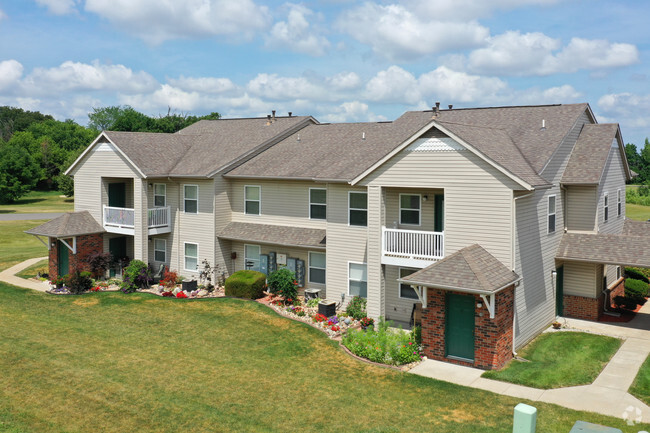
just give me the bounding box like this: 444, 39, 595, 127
617, 189, 622, 217
547, 195, 556, 233
154, 238, 166, 262
349, 192, 368, 227
154, 183, 166, 207
400, 194, 421, 225
310, 188, 327, 220
184, 185, 198, 214
245, 186, 261, 215
604, 192, 609, 223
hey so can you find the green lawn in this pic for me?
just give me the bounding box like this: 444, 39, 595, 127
0, 220, 48, 272
482, 332, 622, 389
626, 203, 650, 221
0, 190, 73, 214
630, 355, 650, 406
0, 286, 646, 433
15, 258, 48, 279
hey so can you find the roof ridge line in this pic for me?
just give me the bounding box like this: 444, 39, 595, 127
462, 245, 492, 291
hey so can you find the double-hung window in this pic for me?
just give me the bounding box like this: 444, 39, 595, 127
348, 262, 367, 298
400, 194, 421, 225
349, 192, 368, 226
310, 188, 327, 220
399, 268, 419, 299
245, 244, 261, 271
245, 186, 261, 215
617, 189, 622, 217
547, 195, 556, 233
154, 238, 166, 262
184, 185, 198, 214
308, 252, 326, 284
604, 192, 609, 223
154, 184, 166, 207
184, 243, 198, 271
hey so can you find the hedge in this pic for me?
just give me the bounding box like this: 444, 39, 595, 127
225, 270, 267, 299
625, 278, 649, 305
625, 268, 650, 284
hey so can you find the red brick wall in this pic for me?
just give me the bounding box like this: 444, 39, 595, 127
421, 286, 515, 370
563, 293, 602, 321
608, 278, 625, 308
48, 234, 104, 281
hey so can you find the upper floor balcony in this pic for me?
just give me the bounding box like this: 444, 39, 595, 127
382, 226, 444, 268
103, 205, 171, 235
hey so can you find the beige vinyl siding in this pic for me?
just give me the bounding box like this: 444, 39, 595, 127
565, 186, 597, 232
361, 147, 518, 267
148, 233, 172, 267
229, 242, 326, 292
597, 143, 626, 234
326, 184, 369, 310
71, 139, 141, 222
563, 261, 599, 298
214, 176, 233, 277
230, 179, 327, 229
384, 188, 442, 231
514, 109, 591, 348
606, 264, 621, 289
384, 265, 419, 324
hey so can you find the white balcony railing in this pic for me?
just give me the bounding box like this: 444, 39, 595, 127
103, 205, 171, 234
382, 227, 444, 267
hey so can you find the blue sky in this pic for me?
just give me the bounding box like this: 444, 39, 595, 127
0, 0, 649, 146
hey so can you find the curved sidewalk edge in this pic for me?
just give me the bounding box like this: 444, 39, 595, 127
0, 257, 50, 292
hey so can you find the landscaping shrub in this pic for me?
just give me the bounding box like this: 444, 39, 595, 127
224, 270, 266, 299
342, 317, 420, 366
160, 268, 180, 289
267, 268, 298, 300
614, 295, 639, 310
625, 278, 649, 304
120, 259, 152, 294
346, 296, 367, 320
87, 251, 112, 279
65, 271, 93, 294
626, 267, 650, 283
412, 325, 422, 346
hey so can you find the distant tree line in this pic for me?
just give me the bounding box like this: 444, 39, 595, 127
625, 140, 650, 185
0, 106, 220, 204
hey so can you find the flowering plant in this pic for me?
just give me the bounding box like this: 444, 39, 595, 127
90, 286, 103, 292
360, 317, 374, 328
162, 291, 174, 297
331, 325, 340, 332
176, 291, 188, 299
327, 316, 339, 326
312, 313, 327, 323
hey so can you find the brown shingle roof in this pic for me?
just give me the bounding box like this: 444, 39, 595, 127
562, 124, 619, 184
104, 116, 313, 177
218, 222, 326, 249
557, 232, 650, 267
622, 218, 650, 237
24, 211, 105, 238
399, 244, 520, 294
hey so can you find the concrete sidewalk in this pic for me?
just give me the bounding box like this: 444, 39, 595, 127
0, 257, 51, 292
410, 309, 650, 421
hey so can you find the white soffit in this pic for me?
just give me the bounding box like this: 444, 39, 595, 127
405, 137, 465, 152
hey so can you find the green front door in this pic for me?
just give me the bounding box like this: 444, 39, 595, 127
108, 182, 126, 208
445, 293, 475, 361
556, 266, 564, 316
109, 237, 127, 277
57, 240, 69, 276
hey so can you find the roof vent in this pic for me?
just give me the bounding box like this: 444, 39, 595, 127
362, 132, 366, 140
288, 112, 292, 117
272, 110, 276, 122
266, 114, 272, 126
448, 104, 453, 110
541, 119, 546, 131
297, 134, 301, 142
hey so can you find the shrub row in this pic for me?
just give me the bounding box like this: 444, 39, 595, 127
342, 317, 420, 366
224, 270, 266, 299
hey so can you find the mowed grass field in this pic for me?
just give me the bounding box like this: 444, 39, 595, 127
0, 190, 73, 214
0, 285, 647, 433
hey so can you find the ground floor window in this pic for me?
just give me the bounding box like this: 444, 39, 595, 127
399, 267, 419, 299
245, 244, 261, 271
154, 238, 166, 262
309, 252, 326, 284
184, 243, 198, 271
349, 262, 367, 298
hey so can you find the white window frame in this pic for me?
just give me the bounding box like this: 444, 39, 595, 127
547, 195, 556, 234
348, 261, 368, 298
154, 238, 166, 263
184, 242, 198, 272
603, 191, 609, 223
244, 185, 261, 216
616, 265, 622, 280
399, 193, 421, 226
183, 184, 198, 214
244, 244, 261, 271
309, 188, 327, 220
308, 251, 326, 285
398, 267, 419, 300
348, 191, 368, 227
617, 188, 622, 217
153, 183, 166, 207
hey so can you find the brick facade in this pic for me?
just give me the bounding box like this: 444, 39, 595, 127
563, 277, 626, 321
48, 233, 104, 281
421, 286, 515, 370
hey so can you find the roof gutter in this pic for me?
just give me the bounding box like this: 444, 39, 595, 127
222, 174, 348, 183
396, 276, 521, 296
216, 235, 326, 250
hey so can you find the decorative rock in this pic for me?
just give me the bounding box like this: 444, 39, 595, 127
172, 287, 181, 295
344, 317, 351, 325
197, 289, 209, 297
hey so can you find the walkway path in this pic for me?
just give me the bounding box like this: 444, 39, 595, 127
411, 309, 650, 421
0, 212, 64, 221
0, 257, 51, 292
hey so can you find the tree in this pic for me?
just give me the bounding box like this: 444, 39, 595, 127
0, 106, 53, 142
0, 143, 41, 203
88, 105, 221, 133
625, 143, 641, 172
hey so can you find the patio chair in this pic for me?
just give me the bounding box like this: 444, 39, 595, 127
152, 263, 165, 284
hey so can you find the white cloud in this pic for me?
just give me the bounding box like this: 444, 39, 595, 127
406, 0, 561, 21
365, 66, 419, 104
598, 93, 650, 128
337, 2, 489, 61
84, 0, 271, 44
35, 0, 79, 15
325, 72, 361, 91
418, 66, 507, 103
0, 8, 7, 21
0, 60, 24, 91
321, 101, 371, 123
167, 76, 238, 95
467, 31, 639, 76
266, 4, 330, 56
247, 73, 329, 101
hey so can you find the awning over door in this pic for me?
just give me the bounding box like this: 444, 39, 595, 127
24, 211, 105, 253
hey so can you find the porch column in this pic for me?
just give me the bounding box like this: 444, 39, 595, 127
133, 178, 148, 262
366, 185, 384, 319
